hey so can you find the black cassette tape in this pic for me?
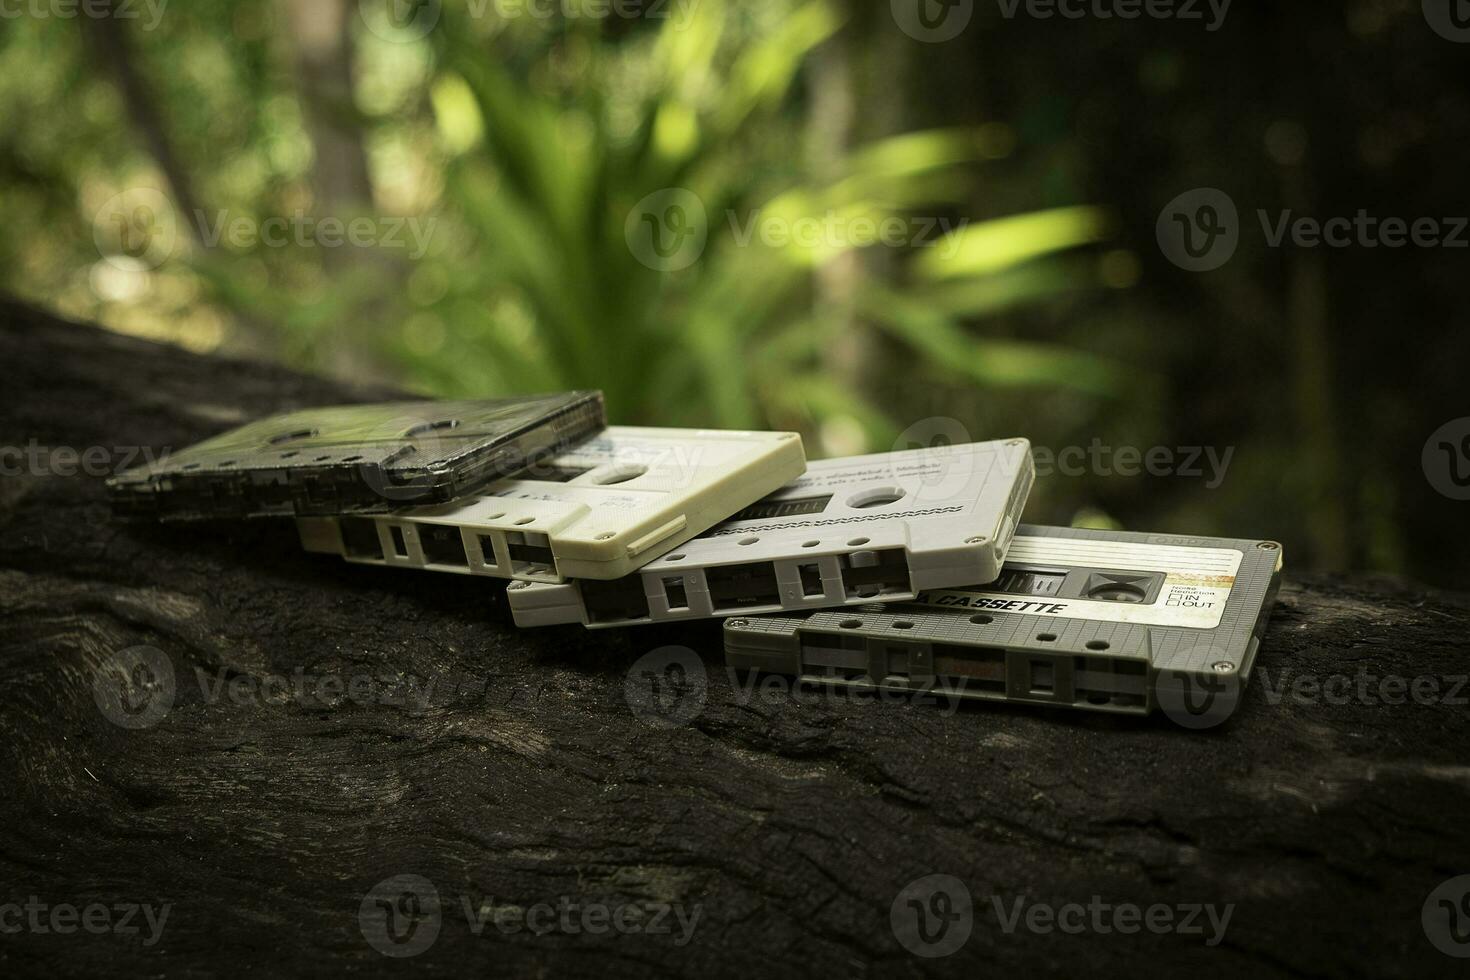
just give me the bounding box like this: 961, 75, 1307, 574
108, 392, 605, 520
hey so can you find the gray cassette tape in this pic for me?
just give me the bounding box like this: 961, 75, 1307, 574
507, 440, 1034, 627
723, 525, 1283, 720
296, 426, 806, 582
108, 392, 605, 520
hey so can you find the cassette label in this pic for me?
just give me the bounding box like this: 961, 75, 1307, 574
506, 440, 1035, 628
913, 536, 1244, 629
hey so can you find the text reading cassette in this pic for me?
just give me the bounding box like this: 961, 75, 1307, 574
108, 392, 606, 520
723, 525, 1283, 720
507, 440, 1035, 628
296, 426, 806, 582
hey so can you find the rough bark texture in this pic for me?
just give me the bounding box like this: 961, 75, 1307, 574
1, 298, 1467, 979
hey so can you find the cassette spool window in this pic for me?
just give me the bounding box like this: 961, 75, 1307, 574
706, 564, 781, 609
931, 645, 1006, 693
797, 563, 824, 598
1081, 573, 1160, 603
340, 518, 384, 560
662, 576, 689, 611
802, 633, 868, 681
993, 566, 1164, 604
725, 494, 832, 522
582, 577, 650, 624
1028, 660, 1056, 695
994, 568, 1066, 596
419, 525, 468, 567
1074, 657, 1147, 709
839, 549, 909, 600
506, 531, 555, 575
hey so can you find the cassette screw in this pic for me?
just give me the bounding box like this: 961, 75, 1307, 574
1212, 661, 1235, 673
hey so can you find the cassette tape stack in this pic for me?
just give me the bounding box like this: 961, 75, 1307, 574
111, 391, 1282, 723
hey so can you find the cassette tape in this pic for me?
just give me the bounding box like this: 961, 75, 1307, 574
723, 525, 1283, 720
108, 392, 606, 520
296, 426, 806, 582
506, 440, 1034, 628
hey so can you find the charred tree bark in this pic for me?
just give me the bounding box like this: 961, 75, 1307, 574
0, 299, 1467, 978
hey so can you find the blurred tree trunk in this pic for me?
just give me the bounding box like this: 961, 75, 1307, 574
282, 0, 375, 227
81, 4, 204, 235
280, 0, 388, 381
1279, 143, 1349, 570
81, 2, 279, 354
806, 15, 909, 454
806, 33, 861, 453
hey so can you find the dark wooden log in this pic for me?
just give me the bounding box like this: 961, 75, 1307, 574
1, 298, 1467, 978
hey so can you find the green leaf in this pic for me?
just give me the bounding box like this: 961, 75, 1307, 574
917, 205, 1112, 280
860, 285, 1123, 397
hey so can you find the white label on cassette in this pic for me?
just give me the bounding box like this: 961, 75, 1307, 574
914, 535, 1243, 629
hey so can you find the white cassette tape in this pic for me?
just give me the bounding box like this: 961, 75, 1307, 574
506, 439, 1034, 627
296, 426, 806, 582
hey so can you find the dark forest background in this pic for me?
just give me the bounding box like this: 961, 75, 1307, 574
2, 0, 1466, 587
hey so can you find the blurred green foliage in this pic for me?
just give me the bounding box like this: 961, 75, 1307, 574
6, 1, 1461, 585
0, 0, 1121, 453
